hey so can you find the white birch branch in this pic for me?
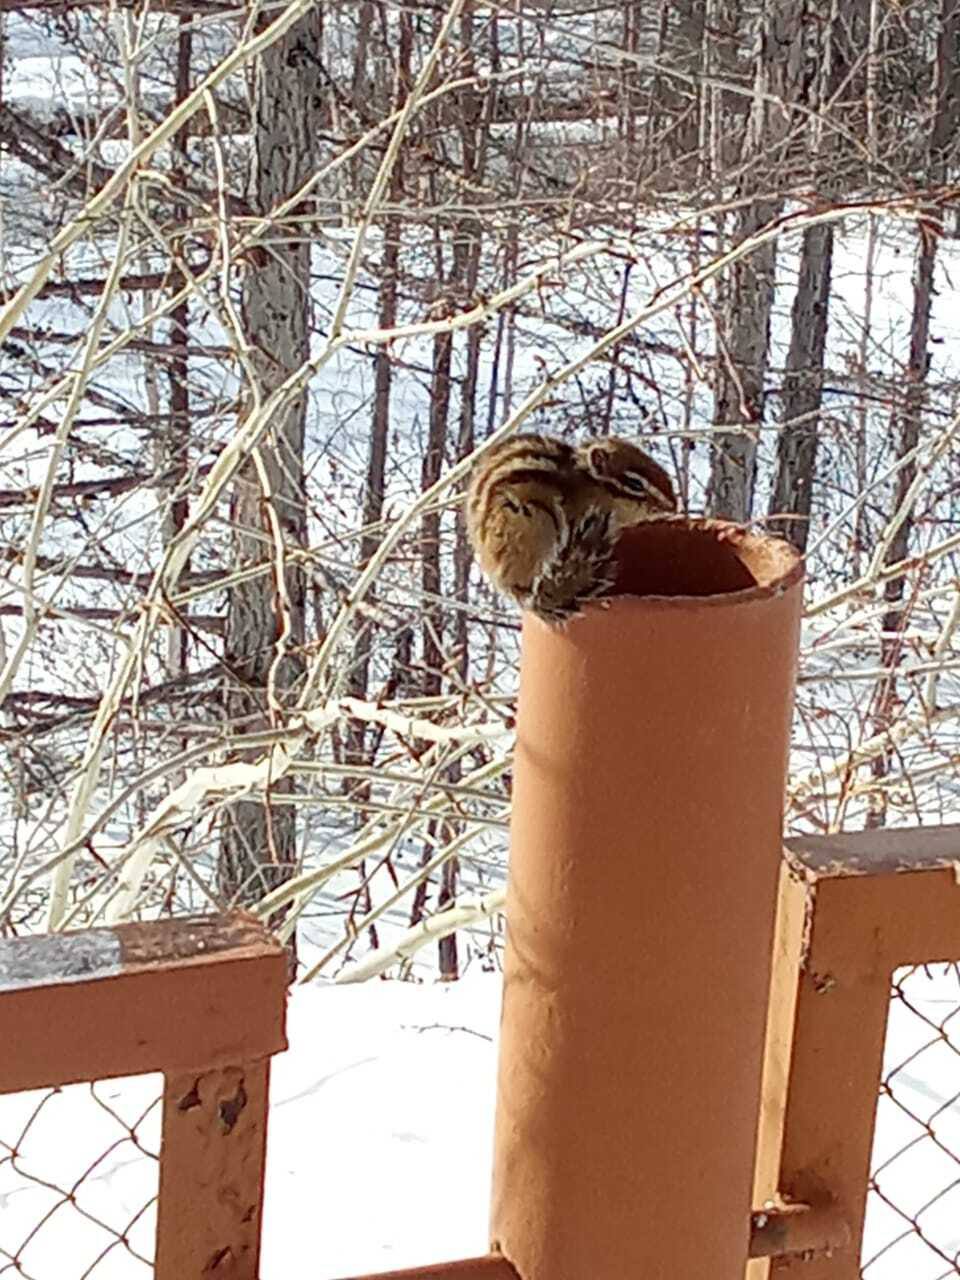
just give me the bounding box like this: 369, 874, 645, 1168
333, 887, 507, 985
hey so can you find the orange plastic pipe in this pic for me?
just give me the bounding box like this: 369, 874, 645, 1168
489, 519, 803, 1280
334, 1259, 518, 1280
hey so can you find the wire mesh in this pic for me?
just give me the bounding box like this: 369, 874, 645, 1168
0, 1074, 161, 1280
862, 963, 960, 1279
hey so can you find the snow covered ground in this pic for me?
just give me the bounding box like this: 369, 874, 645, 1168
263, 974, 500, 1277
2, 965, 959, 1278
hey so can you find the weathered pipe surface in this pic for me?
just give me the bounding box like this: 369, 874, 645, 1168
490, 518, 803, 1280
333, 1258, 519, 1280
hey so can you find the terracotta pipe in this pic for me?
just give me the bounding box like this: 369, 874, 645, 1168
490, 518, 803, 1280
334, 1258, 518, 1280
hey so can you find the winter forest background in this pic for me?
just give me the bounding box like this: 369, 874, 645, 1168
1, 0, 960, 982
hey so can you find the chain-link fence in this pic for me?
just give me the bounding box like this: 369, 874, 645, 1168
0, 1074, 161, 1280
862, 964, 960, 1279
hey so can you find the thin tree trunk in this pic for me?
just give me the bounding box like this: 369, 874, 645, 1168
344, 11, 412, 952
409, 46, 467, 952
706, 0, 806, 520
421, 262, 452, 704
863, 244, 933, 830
438, 0, 486, 980
769, 0, 871, 550
350, 7, 411, 713
219, 9, 323, 929
768, 222, 833, 550
164, 17, 192, 678
411, 314, 453, 935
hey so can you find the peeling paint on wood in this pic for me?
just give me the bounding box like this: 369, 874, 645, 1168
156, 1062, 271, 1280
786, 823, 960, 878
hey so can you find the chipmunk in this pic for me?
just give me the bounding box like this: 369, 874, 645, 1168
466, 432, 677, 623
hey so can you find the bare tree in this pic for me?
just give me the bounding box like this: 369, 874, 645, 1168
161, 16, 194, 678
219, 9, 325, 914
706, 0, 808, 520
769, 2, 872, 550
340, 9, 414, 957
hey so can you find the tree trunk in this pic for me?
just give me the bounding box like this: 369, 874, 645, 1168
768, 1, 871, 550
705, 0, 807, 520
436, 3, 487, 980
863, 235, 934, 830
407, 303, 453, 942
163, 18, 192, 679
416, 37, 456, 699
219, 11, 323, 921
768, 223, 833, 551
342, 11, 412, 953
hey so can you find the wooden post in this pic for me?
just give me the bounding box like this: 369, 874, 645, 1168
156, 1061, 274, 1280
770, 827, 960, 1279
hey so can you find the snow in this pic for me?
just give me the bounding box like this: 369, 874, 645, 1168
262, 974, 500, 1277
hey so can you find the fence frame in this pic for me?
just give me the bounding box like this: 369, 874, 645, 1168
760, 824, 960, 1280
0, 911, 288, 1280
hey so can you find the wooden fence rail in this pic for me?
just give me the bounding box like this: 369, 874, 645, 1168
0, 912, 287, 1280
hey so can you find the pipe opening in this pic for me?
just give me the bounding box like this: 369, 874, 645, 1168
612, 518, 802, 600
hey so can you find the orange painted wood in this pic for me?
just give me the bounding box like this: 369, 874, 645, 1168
747, 862, 808, 1280
156, 1059, 272, 1280
0, 913, 287, 1092
770, 860, 960, 1279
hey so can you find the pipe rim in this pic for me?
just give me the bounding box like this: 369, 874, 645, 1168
583, 516, 807, 611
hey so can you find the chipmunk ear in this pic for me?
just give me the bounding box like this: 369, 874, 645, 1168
578, 442, 608, 472
580, 440, 677, 512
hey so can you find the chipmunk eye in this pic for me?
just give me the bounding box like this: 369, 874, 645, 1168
503, 497, 521, 513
